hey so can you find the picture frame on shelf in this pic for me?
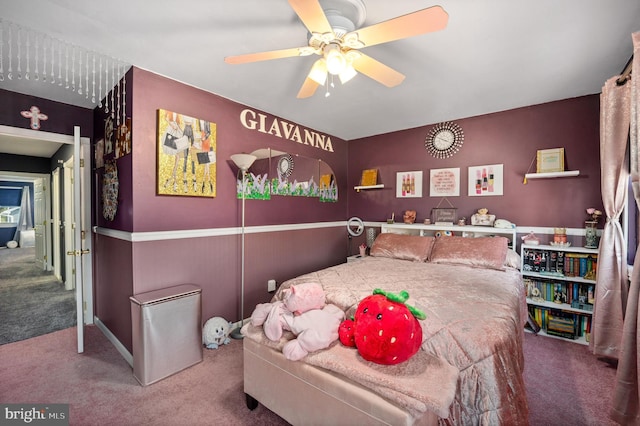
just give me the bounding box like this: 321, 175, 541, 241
360, 169, 378, 186
536, 148, 565, 173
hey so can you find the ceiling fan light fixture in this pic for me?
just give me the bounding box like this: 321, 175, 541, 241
339, 64, 357, 84
309, 59, 328, 85
324, 44, 347, 75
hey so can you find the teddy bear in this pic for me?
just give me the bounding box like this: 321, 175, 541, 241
338, 288, 425, 365
250, 282, 345, 361
203, 316, 232, 349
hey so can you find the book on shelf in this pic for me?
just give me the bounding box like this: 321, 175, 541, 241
526, 311, 541, 333
527, 305, 591, 341
522, 248, 597, 280
525, 278, 594, 309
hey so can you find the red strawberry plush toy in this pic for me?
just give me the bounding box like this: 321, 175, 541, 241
339, 288, 425, 365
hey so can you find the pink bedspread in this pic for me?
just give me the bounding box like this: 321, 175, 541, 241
246, 256, 529, 424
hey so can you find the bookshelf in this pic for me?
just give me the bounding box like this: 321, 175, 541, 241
521, 243, 598, 345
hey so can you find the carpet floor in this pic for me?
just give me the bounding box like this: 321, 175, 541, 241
0, 325, 619, 425
0, 246, 76, 345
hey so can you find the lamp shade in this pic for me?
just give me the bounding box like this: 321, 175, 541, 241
230, 153, 257, 171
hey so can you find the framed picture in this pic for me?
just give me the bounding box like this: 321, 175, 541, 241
396, 171, 423, 198
157, 109, 217, 197
468, 164, 503, 196
536, 148, 565, 173
429, 167, 460, 197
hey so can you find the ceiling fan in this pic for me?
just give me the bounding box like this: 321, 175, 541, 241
224, 0, 448, 98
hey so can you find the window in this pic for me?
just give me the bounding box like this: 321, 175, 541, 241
0, 206, 21, 224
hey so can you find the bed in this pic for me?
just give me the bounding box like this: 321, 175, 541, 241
242, 232, 529, 425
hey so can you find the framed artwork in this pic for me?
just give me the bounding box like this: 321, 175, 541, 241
468, 164, 503, 196
429, 167, 460, 197
396, 171, 422, 198
536, 148, 565, 173
157, 109, 217, 197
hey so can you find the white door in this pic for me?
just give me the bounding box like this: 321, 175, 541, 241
63, 159, 74, 291
34, 178, 46, 270
52, 169, 61, 281
71, 126, 86, 354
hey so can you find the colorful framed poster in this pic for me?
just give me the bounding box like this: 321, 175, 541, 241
157, 109, 217, 197
396, 171, 422, 198
468, 164, 503, 196
429, 167, 460, 197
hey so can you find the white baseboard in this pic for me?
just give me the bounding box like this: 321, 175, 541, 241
94, 316, 133, 367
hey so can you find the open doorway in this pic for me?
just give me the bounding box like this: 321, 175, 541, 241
0, 125, 93, 347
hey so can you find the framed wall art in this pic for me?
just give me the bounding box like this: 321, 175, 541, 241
429, 167, 460, 197
536, 148, 565, 173
467, 164, 503, 196
396, 171, 422, 198
157, 109, 217, 197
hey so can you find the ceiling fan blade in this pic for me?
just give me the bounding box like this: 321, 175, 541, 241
297, 77, 321, 98
288, 0, 333, 34
225, 47, 307, 64
352, 53, 405, 87
349, 6, 448, 48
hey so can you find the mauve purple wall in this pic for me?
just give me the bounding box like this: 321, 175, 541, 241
0, 88, 93, 137
347, 96, 603, 229
93, 67, 350, 351
130, 68, 348, 231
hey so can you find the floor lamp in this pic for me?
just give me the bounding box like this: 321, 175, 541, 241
230, 153, 257, 339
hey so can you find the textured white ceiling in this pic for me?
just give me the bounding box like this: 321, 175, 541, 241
1, 0, 639, 143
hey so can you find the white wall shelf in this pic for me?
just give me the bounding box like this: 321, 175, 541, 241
381, 223, 517, 247
354, 184, 384, 192
524, 170, 580, 180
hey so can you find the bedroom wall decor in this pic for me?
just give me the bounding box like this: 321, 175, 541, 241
536, 148, 565, 173
235, 148, 338, 202
467, 164, 503, 196
157, 109, 217, 197
396, 171, 422, 198
429, 167, 460, 197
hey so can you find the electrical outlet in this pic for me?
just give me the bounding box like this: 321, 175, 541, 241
267, 279, 277, 292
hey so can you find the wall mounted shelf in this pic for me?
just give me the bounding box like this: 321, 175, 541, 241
354, 184, 384, 192
524, 170, 580, 181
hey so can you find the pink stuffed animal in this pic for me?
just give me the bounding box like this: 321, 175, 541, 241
250, 283, 345, 361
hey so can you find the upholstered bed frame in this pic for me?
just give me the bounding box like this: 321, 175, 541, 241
244, 337, 438, 425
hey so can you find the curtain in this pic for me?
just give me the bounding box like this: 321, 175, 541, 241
611, 32, 640, 424
12, 185, 33, 242
591, 76, 630, 359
